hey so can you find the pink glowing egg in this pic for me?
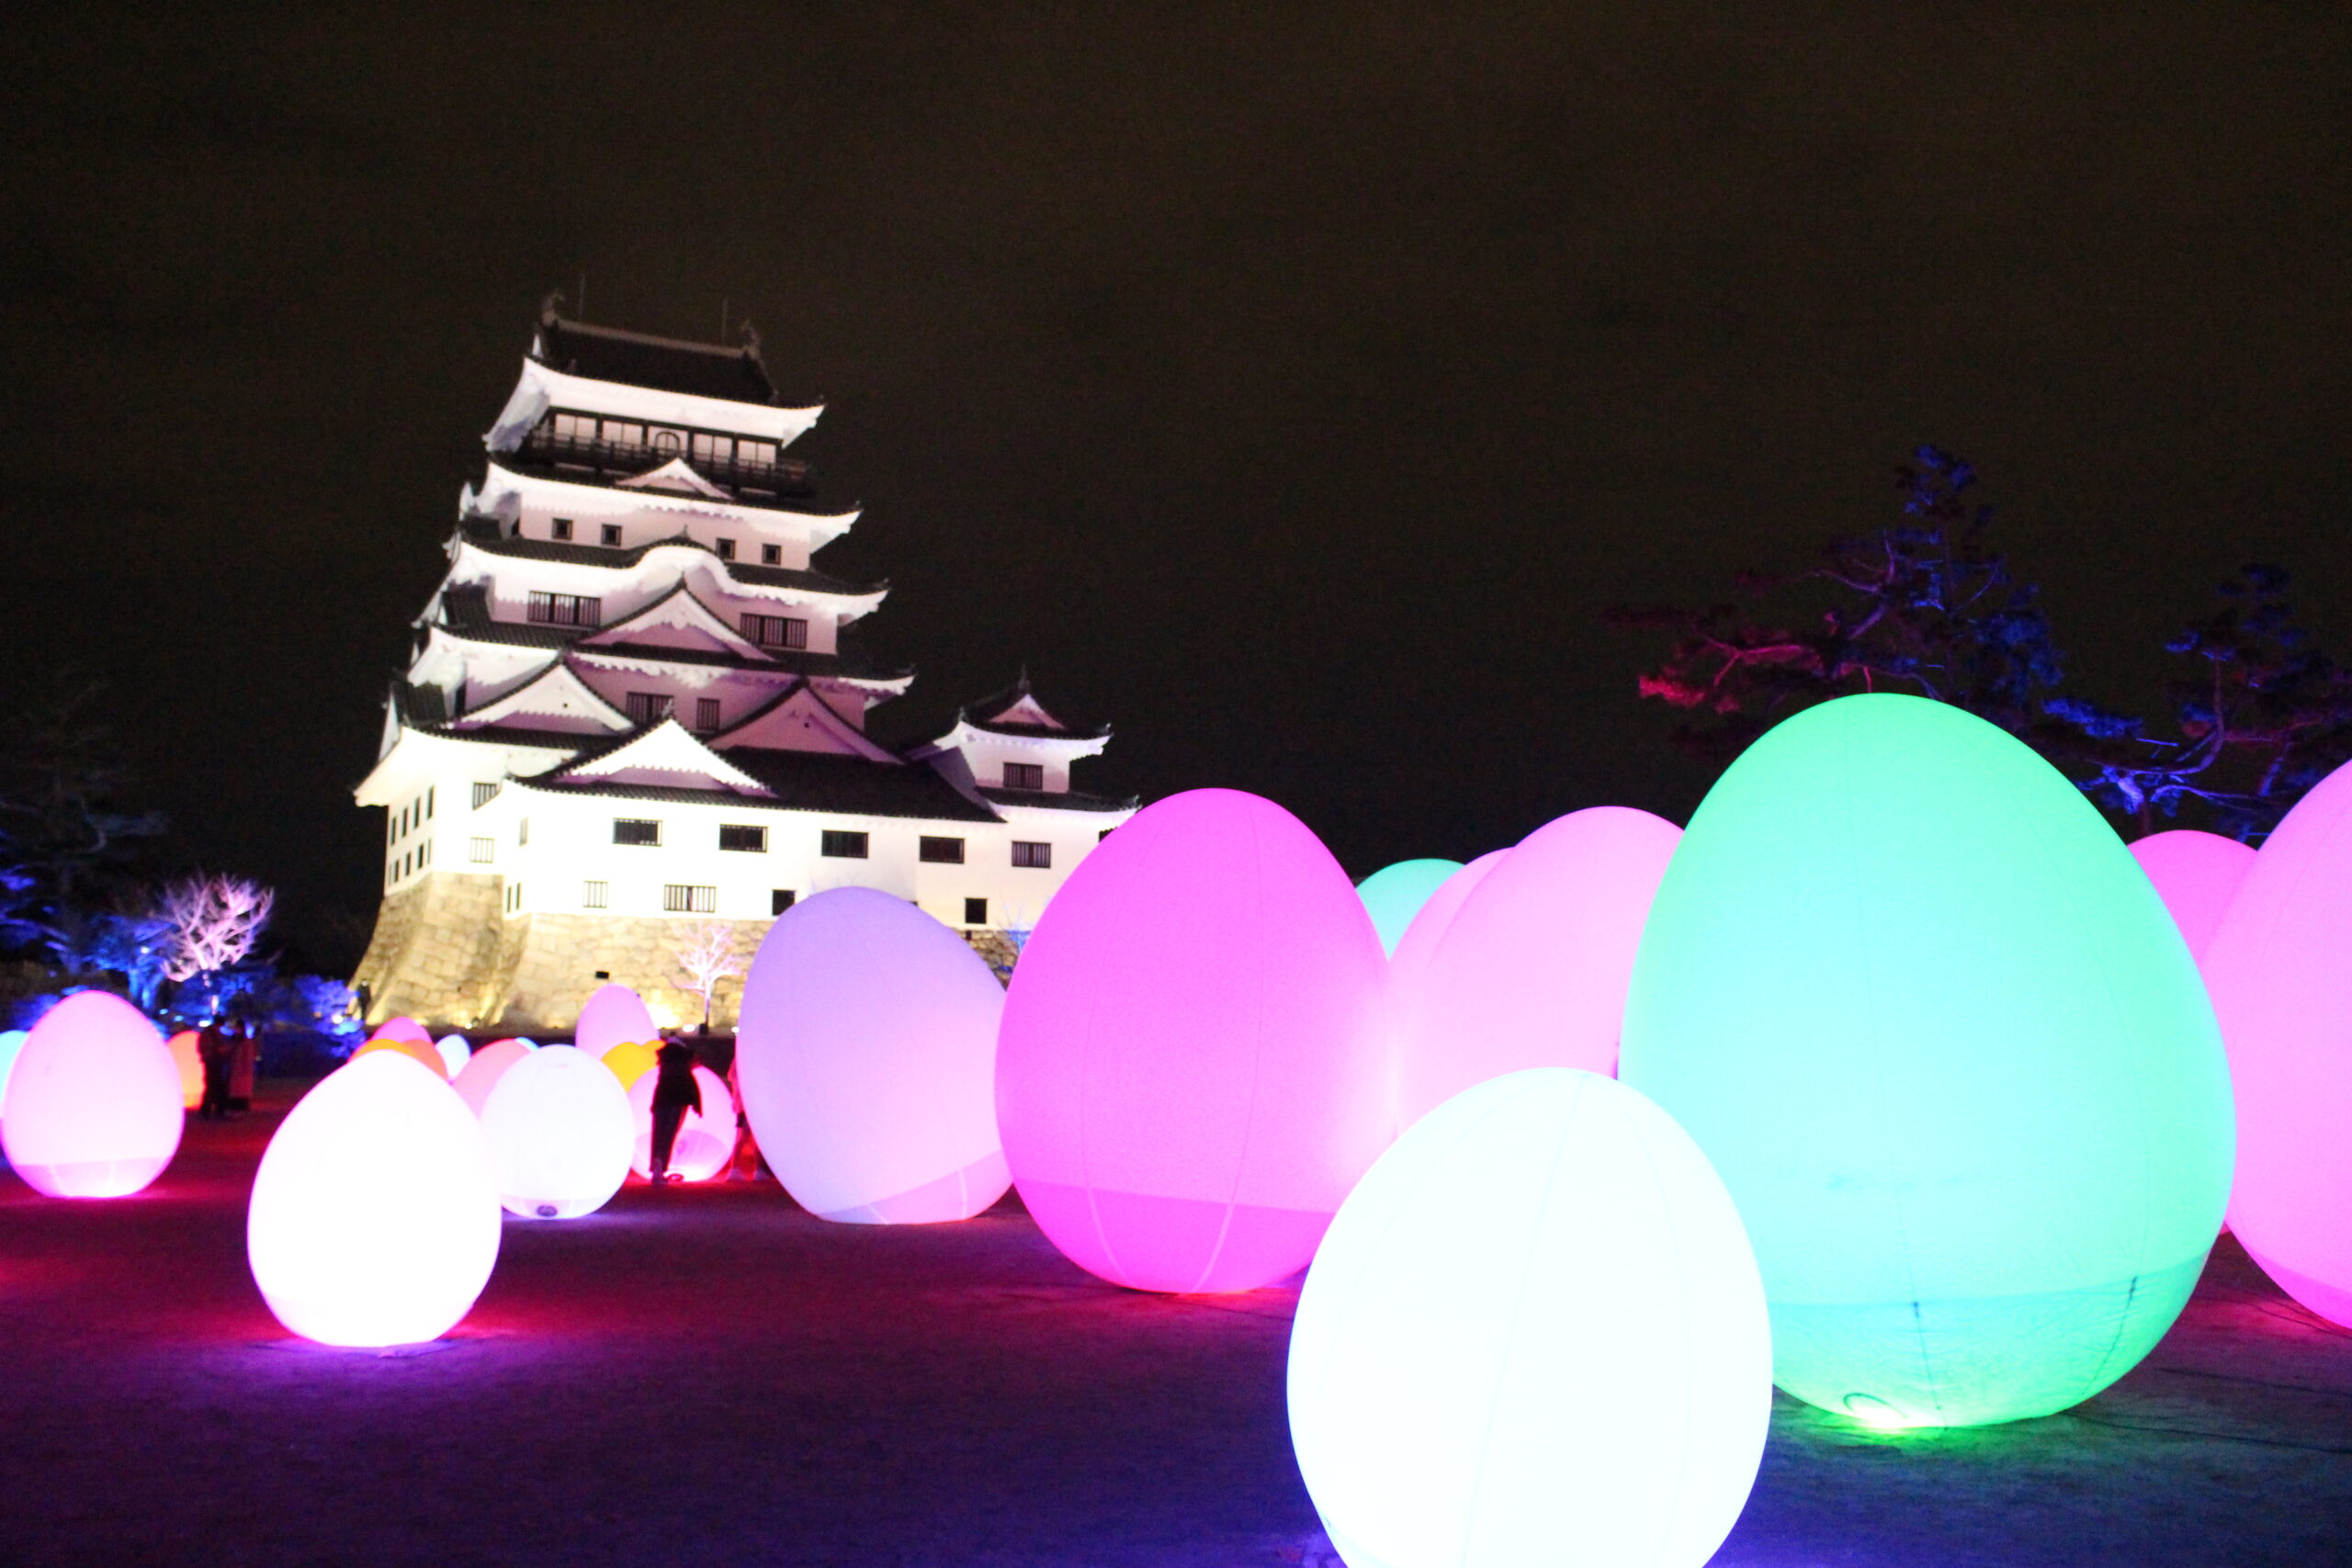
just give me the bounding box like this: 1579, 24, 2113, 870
1378, 850, 1509, 1136
2131, 829, 2256, 964
168, 1030, 204, 1110
247, 1050, 502, 1347
451, 1039, 534, 1117
1391, 807, 1681, 1132
738, 888, 1009, 1224
997, 788, 1388, 1293
574, 985, 659, 1057
1, 991, 184, 1198
627, 1065, 735, 1182
374, 1016, 433, 1047
2204, 761, 2352, 1324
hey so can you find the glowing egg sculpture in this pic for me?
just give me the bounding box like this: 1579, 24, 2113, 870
2204, 757, 2352, 1325
168, 1030, 204, 1110
1290, 1068, 1770, 1568
574, 986, 658, 1058
451, 1038, 533, 1117
2130, 829, 2256, 965
1622, 694, 2233, 1427
627, 1065, 735, 1182
479, 1045, 633, 1219
374, 1016, 433, 1048
0, 1029, 26, 1112
435, 1033, 473, 1078
600, 1041, 658, 1092
1, 992, 184, 1198
1354, 859, 1464, 956
355, 1037, 448, 1080
247, 1049, 501, 1347
1390, 807, 1680, 1132
997, 788, 1388, 1293
738, 887, 1009, 1223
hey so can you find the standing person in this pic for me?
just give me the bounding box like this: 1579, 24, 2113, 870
227, 1017, 259, 1115
197, 1023, 233, 1121
648, 1036, 701, 1184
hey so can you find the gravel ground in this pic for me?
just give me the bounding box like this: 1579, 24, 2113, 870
2, 1083, 2346, 1567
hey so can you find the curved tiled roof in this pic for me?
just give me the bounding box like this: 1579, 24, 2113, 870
457, 515, 886, 599
535, 314, 780, 405
978, 784, 1139, 814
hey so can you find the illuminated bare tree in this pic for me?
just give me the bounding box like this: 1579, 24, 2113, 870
158, 874, 275, 984
673, 919, 741, 1032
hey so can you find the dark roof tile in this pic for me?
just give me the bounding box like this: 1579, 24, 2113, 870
535, 315, 780, 405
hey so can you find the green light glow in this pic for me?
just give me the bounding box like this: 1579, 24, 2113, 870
1621, 694, 2233, 1428
1354, 858, 1465, 955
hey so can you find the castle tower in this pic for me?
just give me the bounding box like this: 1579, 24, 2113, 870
352, 305, 1135, 1032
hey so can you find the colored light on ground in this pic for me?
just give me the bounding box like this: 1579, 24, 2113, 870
1389, 807, 1680, 1132
2204, 757, 2352, 1325
354, 1037, 448, 1080
451, 1039, 534, 1117
435, 1033, 473, 1077
247, 1049, 501, 1348
1289, 1069, 1770, 1568
738, 888, 1009, 1223
373, 1016, 433, 1047
1, 992, 184, 1198
168, 1030, 203, 1110
997, 788, 1388, 1293
1622, 695, 2233, 1427
479, 1045, 633, 1219
628, 1065, 734, 1182
599, 1041, 657, 1091
574, 986, 657, 1057
2130, 829, 2256, 964
1353, 859, 1464, 955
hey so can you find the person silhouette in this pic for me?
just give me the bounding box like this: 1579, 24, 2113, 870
648, 1037, 702, 1184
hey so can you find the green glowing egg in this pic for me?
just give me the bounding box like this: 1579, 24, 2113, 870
1355, 859, 1466, 956
1620, 694, 2233, 1428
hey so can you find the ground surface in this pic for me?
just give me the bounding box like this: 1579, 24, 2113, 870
3, 1086, 2349, 1567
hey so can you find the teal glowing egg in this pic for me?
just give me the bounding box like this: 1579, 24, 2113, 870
1621, 694, 2233, 1428
1355, 859, 1466, 955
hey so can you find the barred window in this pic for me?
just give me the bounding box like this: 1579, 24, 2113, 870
1012, 840, 1052, 869
964, 897, 988, 926
469, 837, 496, 863
472, 782, 500, 809
741, 614, 809, 649
517, 818, 529, 847
771, 889, 797, 915
761, 543, 783, 566
526, 591, 602, 626
613, 818, 662, 847
1002, 762, 1045, 791
718, 824, 767, 852
919, 835, 966, 864
582, 880, 608, 909
550, 517, 574, 541
600, 523, 623, 546
505, 883, 524, 912
695, 697, 722, 732
625, 692, 673, 726
716, 537, 737, 561
663, 884, 718, 914
820, 829, 869, 859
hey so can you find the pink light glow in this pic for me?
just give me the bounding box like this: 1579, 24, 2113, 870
737, 888, 1009, 1224
996, 788, 1388, 1293
1390, 807, 1681, 1132
628, 1065, 734, 1182
2130, 829, 2256, 964
2204, 760, 2352, 1324
451, 1039, 534, 1117
374, 1016, 433, 1047
1, 991, 184, 1198
574, 985, 658, 1058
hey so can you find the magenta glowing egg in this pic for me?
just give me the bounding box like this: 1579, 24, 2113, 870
2204, 760, 2352, 1325
997, 788, 1389, 1293
1390, 807, 1680, 1132
628, 1065, 735, 1183
0, 991, 184, 1198
479, 1045, 634, 1219
2131, 829, 2256, 964
738, 888, 1010, 1223
375, 1015, 433, 1047
574, 986, 658, 1058
247, 1050, 502, 1348
451, 1039, 533, 1118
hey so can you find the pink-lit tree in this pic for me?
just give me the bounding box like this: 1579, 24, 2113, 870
673, 920, 741, 1033
158, 874, 275, 985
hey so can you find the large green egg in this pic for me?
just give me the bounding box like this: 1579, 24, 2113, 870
1620, 694, 2233, 1428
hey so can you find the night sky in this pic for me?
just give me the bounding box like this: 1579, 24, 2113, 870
5, 4, 2348, 971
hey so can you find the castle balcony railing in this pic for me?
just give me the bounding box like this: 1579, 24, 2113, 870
513, 426, 816, 499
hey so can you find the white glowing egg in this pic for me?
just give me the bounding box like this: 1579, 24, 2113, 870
1289, 1068, 1770, 1568
1, 991, 184, 1198
738, 887, 1009, 1224
451, 1039, 533, 1117
479, 1045, 633, 1219
574, 986, 658, 1057
435, 1033, 473, 1078
246, 1050, 502, 1347
628, 1064, 735, 1182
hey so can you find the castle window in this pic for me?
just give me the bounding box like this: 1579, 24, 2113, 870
527, 591, 601, 626
472, 782, 500, 809
691, 433, 732, 464
719, 824, 767, 852
625, 693, 673, 726
582, 880, 608, 909
551, 518, 574, 541
741, 614, 808, 650
663, 884, 718, 914
716, 537, 736, 561
651, 429, 683, 458
600, 420, 644, 449
1002, 762, 1045, 791
600, 524, 623, 547
964, 897, 988, 926
518, 818, 529, 847
740, 439, 777, 468
613, 818, 662, 847
695, 697, 722, 732
506, 884, 524, 912
761, 543, 782, 566
771, 889, 797, 915
919, 836, 965, 864
470, 838, 494, 863
426, 787, 435, 818
820, 830, 869, 860
553, 412, 594, 441
1012, 840, 1052, 869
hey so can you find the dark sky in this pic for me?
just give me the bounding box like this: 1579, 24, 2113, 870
5, 3, 2348, 971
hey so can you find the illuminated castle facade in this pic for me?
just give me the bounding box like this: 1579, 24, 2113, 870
353, 304, 1134, 1032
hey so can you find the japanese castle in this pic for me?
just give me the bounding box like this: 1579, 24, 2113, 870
352, 302, 1135, 1033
